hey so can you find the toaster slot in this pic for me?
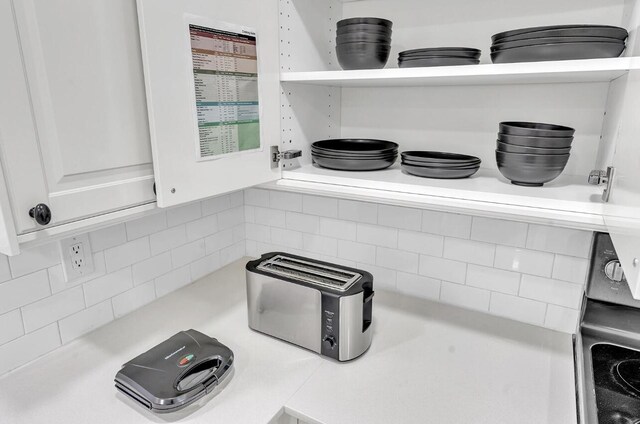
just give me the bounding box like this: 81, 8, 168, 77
257, 255, 361, 292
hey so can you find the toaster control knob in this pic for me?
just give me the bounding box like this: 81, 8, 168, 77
323, 335, 336, 350
605, 260, 625, 282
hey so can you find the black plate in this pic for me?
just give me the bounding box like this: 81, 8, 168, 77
311, 149, 397, 159
399, 53, 481, 60
399, 57, 480, 68
499, 121, 575, 137
401, 151, 481, 164
491, 36, 623, 51
312, 155, 396, 171
336, 25, 392, 36
399, 47, 480, 56
497, 133, 574, 148
401, 159, 480, 169
337, 17, 393, 29
491, 41, 625, 63
313, 139, 399, 153
402, 163, 479, 179
492, 25, 628, 44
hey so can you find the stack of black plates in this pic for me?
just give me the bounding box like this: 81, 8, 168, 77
401, 151, 481, 179
496, 122, 575, 186
491, 25, 628, 63
398, 47, 481, 68
336, 18, 393, 70
312, 139, 398, 171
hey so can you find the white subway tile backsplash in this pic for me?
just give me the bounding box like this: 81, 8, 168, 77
489, 293, 546, 326
338, 200, 377, 224
440, 282, 490, 312
357, 263, 396, 291
269, 191, 302, 212
545, 305, 580, 333
131, 252, 172, 286
286, 212, 320, 234
319, 218, 357, 241
376, 247, 419, 273
244, 188, 270, 207
21, 287, 85, 333
185, 214, 219, 241
303, 195, 338, 218
337, 240, 376, 265
0, 324, 60, 375
112, 281, 156, 318
303, 234, 338, 256
471, 217, 528, 247
218, 206, 244, 230
155, 266, 192, 298
202, 194, 232, 215
245, 223, 271, 243
526, 225, 592, 258
48, 252, 106, 293
253, 206, 286, 228
398, 230, 443, 257
494, 246, 554, 277
0, 310, 23, 345
552, 255, 589, 285
89, 224, 127, 252
271, 228, 304, 249
83, 268, 133, 307
150, 225, 188, 256
171, 239, 206, 268
396, 272, 440, 301
166, 202, 202, 227
220, 242, 245, 266
126, 212, 167, 241
190, 253, 222, 281
205, 229, 235, 254
378, 205, 421, 231
419, 255, 467, 284
0, 255, 11, 283
466, 265, 520, 295
421, 210, 472, 239
443, 238, 495, 266
357, 224, 398, 248
520, 275, 583, 309
104, 237, 151, 273
8, 243, 59, 279
0, 270, 50, 315
59, 300, 114, 344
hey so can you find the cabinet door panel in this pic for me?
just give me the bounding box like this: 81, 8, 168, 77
5, 0, 155, 234
136, 0, 281, 208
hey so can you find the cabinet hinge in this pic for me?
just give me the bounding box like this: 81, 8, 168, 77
271, 146, 302, 168
588, 166, 615, 202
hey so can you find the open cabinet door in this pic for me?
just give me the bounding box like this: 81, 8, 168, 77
603, 62, 640, 298
136, 0, 281, 207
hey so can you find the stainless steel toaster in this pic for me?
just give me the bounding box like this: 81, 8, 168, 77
245, 252, 374, 361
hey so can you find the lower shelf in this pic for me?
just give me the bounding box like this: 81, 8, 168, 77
273, 164, 606, 230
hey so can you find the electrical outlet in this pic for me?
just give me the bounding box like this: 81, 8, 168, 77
59, 234, 95, 282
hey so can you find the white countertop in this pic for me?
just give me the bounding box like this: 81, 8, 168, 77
0, 259, 577, 424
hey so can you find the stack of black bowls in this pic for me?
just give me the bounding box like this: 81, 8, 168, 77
336, 17, 392, 70
491, 24, 628, 63
496, 122, 575, 186
312, 139, 398, 171
401, 151, 481, 179
398, 48, 481, 68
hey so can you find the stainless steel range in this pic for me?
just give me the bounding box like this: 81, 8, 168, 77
577, 232, 640, 423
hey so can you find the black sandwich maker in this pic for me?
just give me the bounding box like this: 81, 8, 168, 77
114, 329, 234, 413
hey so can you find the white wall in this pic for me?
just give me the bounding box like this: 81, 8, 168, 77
0, 191, 245, 375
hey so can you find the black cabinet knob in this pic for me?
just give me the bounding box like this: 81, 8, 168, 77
29, 203, 52, 225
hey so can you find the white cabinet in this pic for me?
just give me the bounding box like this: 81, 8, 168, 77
0, 0, 155, 254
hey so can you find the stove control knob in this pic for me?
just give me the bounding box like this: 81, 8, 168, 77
323, 335, 336, 350
605, 260, 625, 282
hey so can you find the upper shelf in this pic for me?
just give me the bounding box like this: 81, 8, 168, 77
280, 57, 640, 87
275, 164, 606, 231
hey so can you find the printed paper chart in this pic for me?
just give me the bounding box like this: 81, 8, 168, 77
189, 24, 260, 159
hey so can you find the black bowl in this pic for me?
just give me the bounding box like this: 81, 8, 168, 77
496, 141, 571, 155
337, 17, 393, 29
336, 24, 392, 36
497, 133, 573, 148
496, 150, 569, 186
499, 121, 575, 137
336, 43, 391, 70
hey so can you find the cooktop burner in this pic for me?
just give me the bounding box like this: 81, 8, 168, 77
592, 344, 640, 423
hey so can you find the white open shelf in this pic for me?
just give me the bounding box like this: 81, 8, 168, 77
281, 57, 640, 87
274, 164, 606, 230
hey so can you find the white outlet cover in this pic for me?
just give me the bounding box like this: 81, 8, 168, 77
59, 234, 95, 282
